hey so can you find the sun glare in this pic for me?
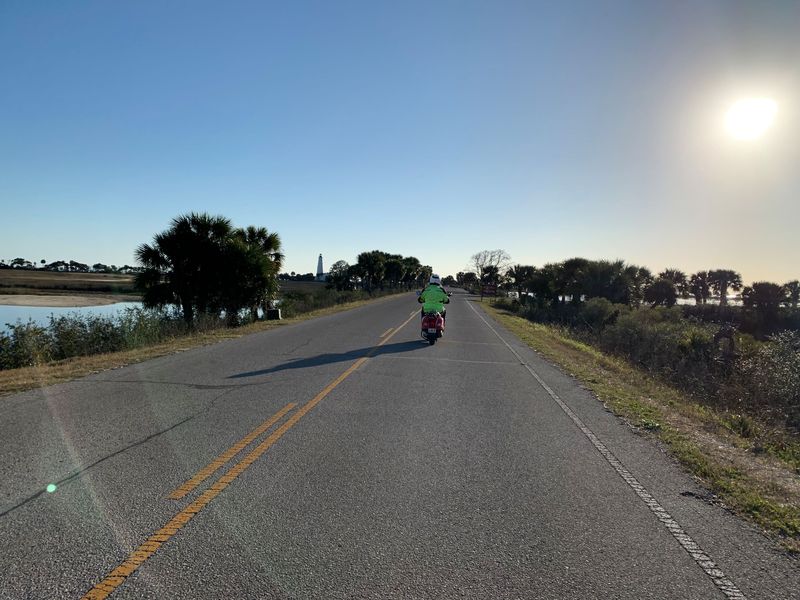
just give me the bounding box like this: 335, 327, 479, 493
725, 98, 777, 140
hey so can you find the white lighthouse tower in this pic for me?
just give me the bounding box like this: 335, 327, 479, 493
315, 254, 325, 281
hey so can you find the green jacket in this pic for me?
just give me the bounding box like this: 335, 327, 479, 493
418, 284, 450, 313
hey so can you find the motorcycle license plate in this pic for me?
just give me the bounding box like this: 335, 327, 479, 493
427, 328, 437, 333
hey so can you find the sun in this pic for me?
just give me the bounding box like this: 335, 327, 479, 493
725, 98, 777, 140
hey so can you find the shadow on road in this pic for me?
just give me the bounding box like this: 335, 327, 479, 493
228, 340, 426, 379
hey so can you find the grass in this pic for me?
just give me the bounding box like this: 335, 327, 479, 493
278, 280, 328, 292
0, 271, 347, 299
481, 300, 800, 551
0, 294, 400, 398
0, 269, 138, 297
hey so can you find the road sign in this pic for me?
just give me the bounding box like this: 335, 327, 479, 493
481, 284, 497, 296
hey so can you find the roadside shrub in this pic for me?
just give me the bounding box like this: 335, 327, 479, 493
681, 304, 800, 339
116, 306, 187, 347
682, 304, 741, 327
578, 298, 623, 332
739, 331, 800, 429
0, 308, 189, 370
522, 302, 580, 325
47, 310, 182, 360
48, 314, 88, 359
493, 298, 521, 313
0, 288, 403, 371
508, 296, 800, 429
48, 314, 125, 358
599, 309, 718, 389
0, 321, 54, 369
278, 287, 403, 318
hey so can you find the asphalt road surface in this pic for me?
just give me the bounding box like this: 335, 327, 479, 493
1, 292, 797, 599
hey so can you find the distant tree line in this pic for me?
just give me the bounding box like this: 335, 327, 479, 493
460, 251, 798, 311
478, 250, 800, 429
0, 257, 142, 274
278, 272, 318, 282
324, 251, 433, 293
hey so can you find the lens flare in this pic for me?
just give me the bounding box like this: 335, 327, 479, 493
725, 98, 777, 140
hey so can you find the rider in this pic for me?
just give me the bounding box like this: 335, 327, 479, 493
418, 274, 450, 320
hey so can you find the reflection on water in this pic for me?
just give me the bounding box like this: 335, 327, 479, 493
676, 297, 743, 306
0, 302, 143, 332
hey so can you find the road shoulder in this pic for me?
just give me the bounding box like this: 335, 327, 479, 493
478, 299, 800, 554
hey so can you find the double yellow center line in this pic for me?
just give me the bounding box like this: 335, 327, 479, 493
82, 312, 417, 599
167, 403, 296, 500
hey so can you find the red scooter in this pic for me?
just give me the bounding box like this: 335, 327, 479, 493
421, 311, 445, 345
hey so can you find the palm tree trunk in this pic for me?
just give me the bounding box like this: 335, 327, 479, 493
182, 301, 194, 327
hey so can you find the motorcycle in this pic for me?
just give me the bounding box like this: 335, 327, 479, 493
421, 311, 445, 345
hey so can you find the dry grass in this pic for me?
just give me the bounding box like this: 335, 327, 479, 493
482, 301, 800, 552
0, 295, 395, 398
0, 271, 333, 299
279, 280, 328, 292
0, 269, 138, 298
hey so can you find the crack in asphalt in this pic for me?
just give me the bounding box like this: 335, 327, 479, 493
285, 336, 314, 355
91, 379, 245, 390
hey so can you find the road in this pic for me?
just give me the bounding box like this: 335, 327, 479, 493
0, 291, 797, 599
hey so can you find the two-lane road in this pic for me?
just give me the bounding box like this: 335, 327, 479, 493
0, 292, 797, 599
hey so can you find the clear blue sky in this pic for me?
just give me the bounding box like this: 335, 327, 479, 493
2, 1, 798, 283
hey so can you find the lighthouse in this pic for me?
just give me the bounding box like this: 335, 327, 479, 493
315, 254, 325, 281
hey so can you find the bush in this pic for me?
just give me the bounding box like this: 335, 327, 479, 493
578, 297, 623, 332
739, 331, 800, 428
681, 304, 800, 339
278, 287, 403, 318
0, 288, 404, 371
0, 308, 190, 370
0, 321, 53, 369
493, 298, 521, 313
507, 297, 800, 429
598, 308, 718, 390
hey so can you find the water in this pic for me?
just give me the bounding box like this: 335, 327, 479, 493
676, 297, 743, 307
0, 302, 143, 333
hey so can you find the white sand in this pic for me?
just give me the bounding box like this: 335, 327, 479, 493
0, 294, 121, 307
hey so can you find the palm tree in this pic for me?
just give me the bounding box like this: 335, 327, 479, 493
236, 226, 284, 268
234, 226, 284, 318
457, 271, 478, 291
135, 213, 234, 325
480, 265, 501, 286
539, 262, 565, 307
136, 213, 234, 323
507, 264, 535, 299
658, 268, 688, 298
708, 269, 743, 306
624, 265, 653, 307
581, 259, 629, 304
384, 257, 406, 289
644, 278, 677, 307
742, 282, 787, 319
784, 280, 800, 309
689, 271, 711, 305
418, 265, 433, 287
356, 250, 387, 292
401, 257, 422, 290
562, 257, 589, 305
